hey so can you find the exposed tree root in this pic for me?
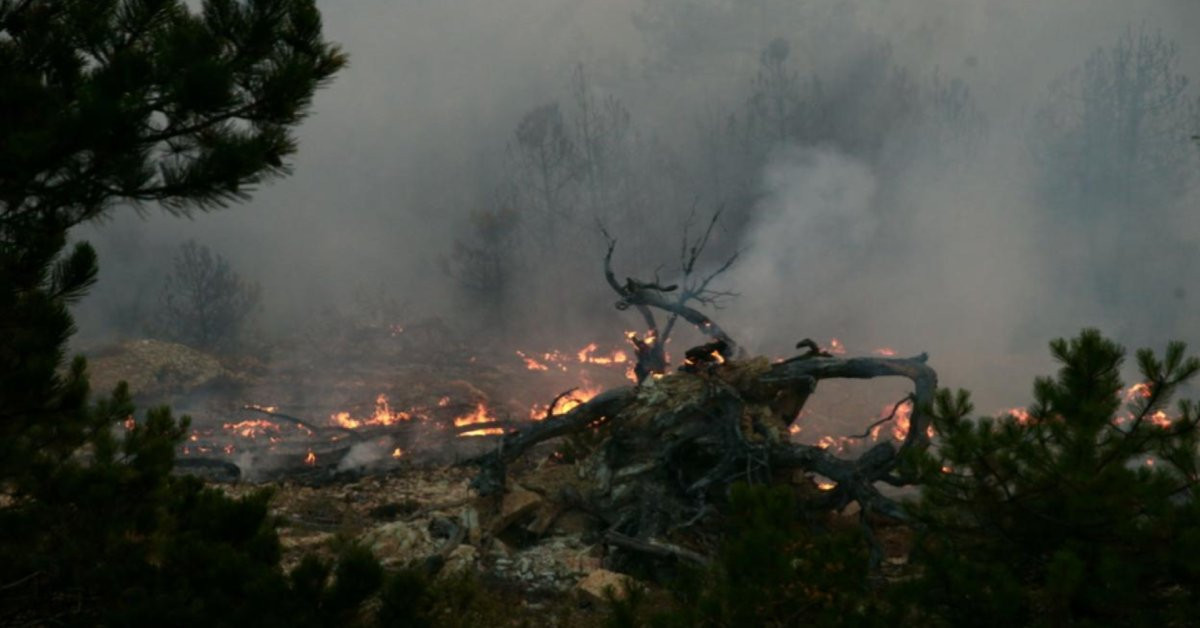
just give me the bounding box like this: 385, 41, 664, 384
468, 348, 938, 566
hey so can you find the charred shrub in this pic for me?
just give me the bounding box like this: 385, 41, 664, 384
154, 240, 261, 352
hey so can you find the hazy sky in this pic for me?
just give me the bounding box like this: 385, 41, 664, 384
77, 0, 1200, 407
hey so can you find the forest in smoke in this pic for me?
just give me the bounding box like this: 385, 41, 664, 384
7, 1, 1200, 625
75, 0, 1200, 405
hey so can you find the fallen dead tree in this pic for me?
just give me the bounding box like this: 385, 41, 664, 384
470, 219, 938, 565
469, 350, 936, 564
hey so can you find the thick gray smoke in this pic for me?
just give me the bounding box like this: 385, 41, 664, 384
74, 0, 1200, 407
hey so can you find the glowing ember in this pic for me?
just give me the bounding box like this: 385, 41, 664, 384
455, 403, 504, 437
304, 450, 316, 466
873, 347, 897, 357
391, 447, 404, 459
817, 435, 840, 450
816, 480, 836, 491
828, 338, 846, 355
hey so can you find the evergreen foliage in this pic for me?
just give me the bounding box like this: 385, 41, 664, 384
0, 1, 349, 623
903, 329, 1200, 626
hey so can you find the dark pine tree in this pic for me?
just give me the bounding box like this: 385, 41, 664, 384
0, 2, 385, 624
902, 329, 1200, 626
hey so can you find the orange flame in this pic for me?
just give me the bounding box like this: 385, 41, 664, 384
1149, 410, 1172, 429
304, 450, 316, 466
222, 419, 280, 438
890, 401, 914, 441
331, 394, 415, 429
530, 387, 602, 420
516, 350, 550, 371
455, 403, 504, 437
1006, 408, 1033, 425
577, 343, 628, 365
1125, 382, 1152, 401
391, 447, 404, 459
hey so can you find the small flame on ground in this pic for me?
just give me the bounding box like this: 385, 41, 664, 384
828, 338, 846, 355
455, 403, 504, 437
304, 450, 316, 466
577, 343, 628, 365
873, 347, 897, 357
516, 350, 551, 371
391, 447, 404, 459
223, 419, 280, 438
331, 394, 414, 429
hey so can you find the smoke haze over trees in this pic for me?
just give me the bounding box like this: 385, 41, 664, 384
74, 0, 1200, 406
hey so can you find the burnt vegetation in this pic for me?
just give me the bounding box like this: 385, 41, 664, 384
4, 1, 1200, 627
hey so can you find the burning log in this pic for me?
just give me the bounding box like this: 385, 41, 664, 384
242, 404, 365, 440
468, 345, 938, 566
